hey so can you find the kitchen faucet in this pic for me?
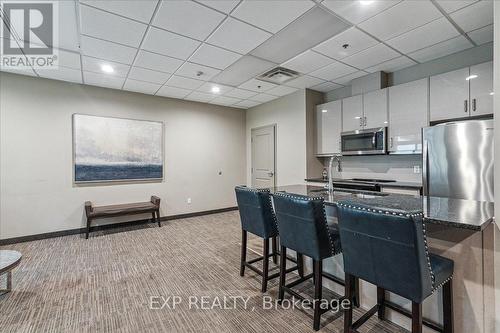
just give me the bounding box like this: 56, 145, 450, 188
327, 154, 342, 192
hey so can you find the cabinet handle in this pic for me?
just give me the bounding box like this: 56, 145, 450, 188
364, 116, 367, 127
359, 117, 363, 127
464, 100, 468, 113
472, 98, 476, 111
390, 137, 393, 148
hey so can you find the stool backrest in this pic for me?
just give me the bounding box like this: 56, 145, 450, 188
272, 192, 334, 260
336, 202, 433, 303
235, 186, 278, 239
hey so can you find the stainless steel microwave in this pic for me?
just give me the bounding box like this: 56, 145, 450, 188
341, 127, 387, 155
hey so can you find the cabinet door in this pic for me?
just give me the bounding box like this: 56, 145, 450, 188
470, 61, 493, 117
389, 78, 429, 154
316, 101, 342, 155
430, 67, 470, 122
363, 88, 388, 129
342, 95, 363, 132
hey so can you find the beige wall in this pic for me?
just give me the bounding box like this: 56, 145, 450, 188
0, 72, 246, 239
494, 3, 500, 332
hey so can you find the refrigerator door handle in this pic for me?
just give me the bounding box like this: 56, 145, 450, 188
464, 100, 468, 113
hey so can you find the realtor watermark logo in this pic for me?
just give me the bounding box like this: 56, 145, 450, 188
1, 1, 58, 69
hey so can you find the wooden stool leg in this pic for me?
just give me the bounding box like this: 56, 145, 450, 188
240, 230, 247, 277
151, 212, 156, 224
297, 253, 304, 278
261, 238, 270, 292
86, 218, 91, 239
412, 302, 423, 333
272, 237, 278, 264
313, 260, 323, 331
443, 279, 454, 333
278, 246, 287, 301
377, 287, 386, 320
344, 273, 354, 333
156, 210, 161, 227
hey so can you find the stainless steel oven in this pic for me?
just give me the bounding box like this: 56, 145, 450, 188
341, 127, 387, 155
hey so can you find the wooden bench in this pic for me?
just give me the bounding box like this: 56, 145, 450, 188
84, 196, 161, 239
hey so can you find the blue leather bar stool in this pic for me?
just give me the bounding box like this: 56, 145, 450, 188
235, 186, 303, 293
272, 192, 349, 331
336, 201, 454, 333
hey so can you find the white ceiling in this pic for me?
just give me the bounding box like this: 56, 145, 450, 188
0, 0, 494, 109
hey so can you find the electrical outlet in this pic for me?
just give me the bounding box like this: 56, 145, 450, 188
187, 198, 192, 204
413, 166, 420, 174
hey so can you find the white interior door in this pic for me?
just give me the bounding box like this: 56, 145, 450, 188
251, 125, 276, 188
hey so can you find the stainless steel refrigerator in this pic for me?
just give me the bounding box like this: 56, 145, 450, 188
422, 119, 494, 202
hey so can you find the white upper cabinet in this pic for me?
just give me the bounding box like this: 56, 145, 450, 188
316, 101, 342, 156
469, 61, 493, 117
342, 95, 363, 132
430, 67, 470, 122
363, 88, 388, 129
389, 78, 429, 154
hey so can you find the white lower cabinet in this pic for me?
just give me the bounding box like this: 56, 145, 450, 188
388, 78, 429, 154
316, 100, 342, 155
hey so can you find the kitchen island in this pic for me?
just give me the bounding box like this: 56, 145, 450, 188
266, 184, 495, 333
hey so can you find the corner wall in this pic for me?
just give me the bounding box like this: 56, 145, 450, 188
0, 73, 246, 239
493, 3, 500, 332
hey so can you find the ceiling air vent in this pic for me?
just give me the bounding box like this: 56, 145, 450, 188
258, 67, 300, 84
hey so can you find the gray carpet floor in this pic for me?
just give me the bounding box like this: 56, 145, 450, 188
0, 211, 406, 333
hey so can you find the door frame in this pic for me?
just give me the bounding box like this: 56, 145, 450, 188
251, 124, 277, 188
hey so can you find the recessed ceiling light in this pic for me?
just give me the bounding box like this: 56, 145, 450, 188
211, 86, 221, 93
360, 0, 375, 5
101, 64, 114, 73
465, 75, 478, 81
489, 92, 494, 95
322, 109, 328, 113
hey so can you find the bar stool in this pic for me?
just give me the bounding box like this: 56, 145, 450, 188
272, 192, 349, 331
336, 201, 454, 333
235, 186, 303, 293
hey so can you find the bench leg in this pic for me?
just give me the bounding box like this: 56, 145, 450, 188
156, 210, 161, 227
86, 218, 91, 239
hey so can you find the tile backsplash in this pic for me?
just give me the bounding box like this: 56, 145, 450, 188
319, 154, 423, 183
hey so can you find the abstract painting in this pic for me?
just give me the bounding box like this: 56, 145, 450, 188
73, 114, 163, 183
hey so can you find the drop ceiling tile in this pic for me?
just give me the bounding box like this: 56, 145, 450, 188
57, 1, 80, 51
134, 50, 184, 73
82, 56, 131, 77
250, 93, 279, 103
266, 85, 298, 96
281, 50, 334, 74
358, 1, 442, 41
313, 27, 378, 60
58, 50, 81, 70
332, 71, 368, 85
37, 67, 82, 84
251, 7, 350, 63
197, 82, 233, 94
408, 36, 474, 63
285, 75, 324, 89
450, 1, 493, 32
153, 1, 225, 40
185, 91, 216, 103
231, 0, 315, 33
436, 0, 479, 14
211, 55, 276, 86
311, 81, 343, 92
365, 56, 417, 73
309, 61, 358, 80
80, 0, 158, 23
322, 0, 401, 24
197, 0, 240, 14
238, 78, 278, 92
175, 62, 221, 81
386, 17, 460, 54
210, 96, 241, 106
207, 17, 272, 54
235, 100, 261, 108
156, 85, 192, 99
80, 36, 137, 64
80, 5, 148, 47
128, 67, 171, 84
84, 71, 126, 89
342, 44, 399, 69
189, 44, 242, 70
224, 88, 258, 99
123, 79, 161, 95
166, 75, 205, 90
142, 27, 201, 60
467, 24, 493, 45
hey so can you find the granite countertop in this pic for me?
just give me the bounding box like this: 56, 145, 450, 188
270, 185, 494, 231
305, 178, 423, 189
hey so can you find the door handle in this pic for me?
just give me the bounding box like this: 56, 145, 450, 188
267, 172, 274, 177
472, 98, 476, 111
464, 100, 468, 113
